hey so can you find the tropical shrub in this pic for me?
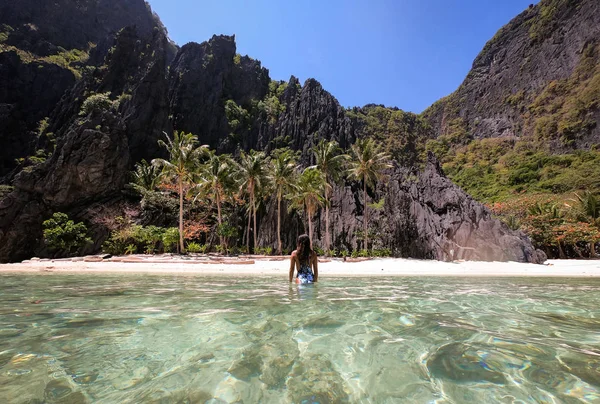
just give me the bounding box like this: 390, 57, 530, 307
43, 213, 91, 257
186, 242, 206, 254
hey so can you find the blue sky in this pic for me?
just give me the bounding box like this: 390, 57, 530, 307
146, 0, 538, 113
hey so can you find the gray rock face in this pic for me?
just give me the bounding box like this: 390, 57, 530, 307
0, 51, 76, 176
382, 154, 545, 263
257, 77, 355, 162
168, 35, 270, 151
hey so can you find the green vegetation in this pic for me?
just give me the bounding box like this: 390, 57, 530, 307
347, 105, 431, 166
193, 150, 238, 251
43, 213, 91, 257
490, 193, 600, 258
258, 80, 288, 124
269, 148, 299, 255
0, 185, 14, 199
238, 150, 270, 252
313, 140, 348, 253
289, 167, 326, 244
0, 24, 13, 43
80, 92, 114, 116
442, 138, 600, 201
0, 41, 93, 79
152, 131, 208, 253
526, 42, 600, 145
528, 0, 576, 43
103, 223, 180, 255
225, 99, 251, 131
116, 133, 396, 257
347, 138, 392, 250
505, 90, 526, 107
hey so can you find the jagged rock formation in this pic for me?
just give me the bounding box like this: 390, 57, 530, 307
423, 0, 600, 149
0, 0, 172, 177
0, 0, 547, 263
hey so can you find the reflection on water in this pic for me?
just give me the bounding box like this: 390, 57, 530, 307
1, 275, 600, 403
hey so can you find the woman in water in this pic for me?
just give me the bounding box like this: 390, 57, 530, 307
289, 234, 318, 283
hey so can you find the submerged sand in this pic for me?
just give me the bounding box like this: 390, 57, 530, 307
0, 255, 599, 277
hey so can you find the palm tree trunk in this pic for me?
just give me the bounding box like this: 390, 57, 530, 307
558, 241, 566, 259
363, 179, 368, 251
591, 241, 597, 258
325, 191, 330, 254
179, 177, 184, 254
308, 205, 314, 246
246, 202, 251, 254
277, 191, 282, 255
252, 190, 257, 253
216, 191, 223, 249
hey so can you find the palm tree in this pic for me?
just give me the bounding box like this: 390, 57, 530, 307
290, 167, 326, 244
313, 139, 348, 253
347, 138, 392, 250
269, 148, 298, 255
152, 131, 207, 253
238, 150, 270, 253
131, 159, 161, 192
193, 150, 237, 250
570, 191, 600, 257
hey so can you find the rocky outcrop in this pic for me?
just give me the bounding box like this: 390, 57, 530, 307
0, 0, 159, 53
258, 153, 545, 263
0, 0, 172, 177
0, 51, 76, 175
168, 35, 270, 151
423, 0, 600, 148
257, 77, 355, 162
383, 154, 545, 262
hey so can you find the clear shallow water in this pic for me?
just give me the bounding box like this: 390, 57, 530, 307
1, 275, 600, 403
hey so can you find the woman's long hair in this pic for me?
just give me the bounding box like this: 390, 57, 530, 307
297, 234, 313, 264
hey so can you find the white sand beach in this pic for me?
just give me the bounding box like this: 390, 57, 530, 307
0, 255, 599, 277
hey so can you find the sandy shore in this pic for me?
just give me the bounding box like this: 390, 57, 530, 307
0, 255, 599, 277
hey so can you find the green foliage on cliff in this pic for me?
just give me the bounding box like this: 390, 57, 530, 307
442, 138, 600, 202
347, 105, 431, 166
528, 0, 578, 42
80, 92, 114, 116
225, 99, 251, 131
526, 42, 600, 145
0, 24, 13, 43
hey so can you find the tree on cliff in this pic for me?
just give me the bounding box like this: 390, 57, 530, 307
238, 150, 270, 253
152, 131, 207, 253
193, 151, 238, 251
290, 167, 326, 245
313, 139, 348, 254
269, 148, 298, 255
347, 138, 392, 250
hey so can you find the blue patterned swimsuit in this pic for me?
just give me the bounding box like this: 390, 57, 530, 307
297, 260, 314, 284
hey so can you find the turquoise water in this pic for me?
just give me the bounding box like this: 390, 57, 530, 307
1, 275, 600, 403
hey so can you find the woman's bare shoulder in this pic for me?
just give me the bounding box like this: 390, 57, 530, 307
290, 250, 298, 257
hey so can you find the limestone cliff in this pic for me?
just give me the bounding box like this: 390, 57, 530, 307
0, 1, 549, 263
422, 0, 600, 150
